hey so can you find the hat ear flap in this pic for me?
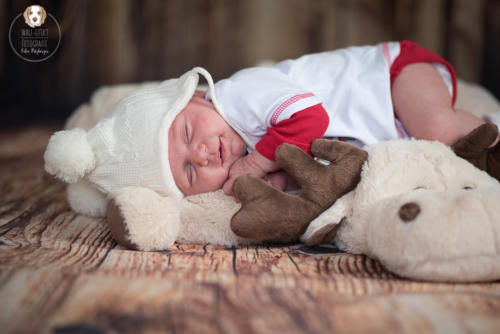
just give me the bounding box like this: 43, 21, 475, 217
44, 128, 96, 183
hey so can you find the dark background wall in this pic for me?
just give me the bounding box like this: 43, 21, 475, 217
1, 0, 499, 127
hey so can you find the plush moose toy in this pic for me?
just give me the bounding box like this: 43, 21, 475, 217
106, 123, 500, 282
300, 123, 500, 282
44, 81, 500, 282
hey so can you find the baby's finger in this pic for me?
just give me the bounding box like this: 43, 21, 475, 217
222, 178, 234, 196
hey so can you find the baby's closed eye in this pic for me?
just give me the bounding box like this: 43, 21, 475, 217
184, 122, 191, 143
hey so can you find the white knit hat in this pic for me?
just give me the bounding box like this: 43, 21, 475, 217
44, 67, 231, 199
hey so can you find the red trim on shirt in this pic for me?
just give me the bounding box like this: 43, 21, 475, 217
382, 42, 392, 66
394, 120, 407, 138
390, 40, 458, 105
256, 103, 329, 161
270, 93, 316, 126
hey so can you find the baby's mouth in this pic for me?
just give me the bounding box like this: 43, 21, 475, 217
219, 137, 224, 164
219, 137, 228, 166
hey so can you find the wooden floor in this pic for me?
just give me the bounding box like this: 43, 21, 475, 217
1, 125, 500, 334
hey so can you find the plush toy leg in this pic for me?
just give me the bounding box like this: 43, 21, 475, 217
452, 122, 500, 182
231, 140, 367, 243
106, 187, 181, 251
107, 198, 139, 249
304, 223, 340, 246
302, 192, 355, 246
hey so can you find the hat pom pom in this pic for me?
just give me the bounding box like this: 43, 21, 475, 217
44, 128, 96, 183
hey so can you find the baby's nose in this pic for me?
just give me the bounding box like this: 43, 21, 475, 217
194, 143, 209, 166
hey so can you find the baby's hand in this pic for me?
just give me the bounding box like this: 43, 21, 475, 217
263, 171, 289, 191
223, 151, 279, 195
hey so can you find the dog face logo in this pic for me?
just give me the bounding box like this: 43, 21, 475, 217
23, 5, 47, 28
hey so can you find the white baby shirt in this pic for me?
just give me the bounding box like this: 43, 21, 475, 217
209, 42, 407, 149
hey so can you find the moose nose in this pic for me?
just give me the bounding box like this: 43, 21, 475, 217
398, 202, 420, 222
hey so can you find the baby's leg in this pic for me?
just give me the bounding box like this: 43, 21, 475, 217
393, 63, 500, 181
391, 62, 484, 145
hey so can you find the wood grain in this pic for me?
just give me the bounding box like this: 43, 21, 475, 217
1, 125, 500, 333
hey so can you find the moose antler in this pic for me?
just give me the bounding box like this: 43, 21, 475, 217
452, 122, 500, 182
230, 139, 368, 243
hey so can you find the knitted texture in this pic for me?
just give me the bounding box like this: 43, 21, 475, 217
45, 67, 227, 200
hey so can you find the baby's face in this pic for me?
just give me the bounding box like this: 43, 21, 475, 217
168, 92, 247, 195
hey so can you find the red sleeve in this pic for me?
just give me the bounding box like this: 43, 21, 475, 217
255, 103, 329, 161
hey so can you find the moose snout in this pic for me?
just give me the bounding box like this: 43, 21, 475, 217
398, 202, 421, 222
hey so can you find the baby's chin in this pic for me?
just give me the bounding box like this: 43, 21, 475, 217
218, 172, 231, 191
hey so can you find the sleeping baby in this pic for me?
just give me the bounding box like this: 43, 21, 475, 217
45, 40, 500, 208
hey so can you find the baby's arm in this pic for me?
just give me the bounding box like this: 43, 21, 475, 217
223, 104, 329, 195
